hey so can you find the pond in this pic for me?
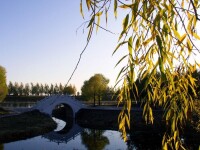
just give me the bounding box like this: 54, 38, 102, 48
0, 102, 199, 150
2, 117, 129, 150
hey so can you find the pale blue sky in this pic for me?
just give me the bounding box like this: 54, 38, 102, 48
1, 1, 199, 92
0, 0, 124, 92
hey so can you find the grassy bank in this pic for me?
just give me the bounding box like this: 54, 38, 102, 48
0, 110, 56, 143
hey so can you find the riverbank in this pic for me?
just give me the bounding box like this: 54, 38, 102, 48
0, 110, 57, 143
76, 107, 165, 132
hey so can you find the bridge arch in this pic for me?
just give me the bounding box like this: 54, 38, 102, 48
32, 95, 86, 118
52, 103, 74, 120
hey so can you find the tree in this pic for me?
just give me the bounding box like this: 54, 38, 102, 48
0, 66, 8, 102
18, 82, 24, 96
80, 0, 200, 149
59, 83, 64, 94
8, 81, 14, 95
44, 84, 50, 96
39, 84, 44, 95
13, 82, 19, 96
53, 84, 59, 94
23, 83, 30, 96
63, 84, 77, 96
81, 74, 109, 106
49, 84, 54, 95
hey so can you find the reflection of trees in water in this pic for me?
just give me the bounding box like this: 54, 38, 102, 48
0, 144, 4, 150
81, 129, 109, 150
125, 133, 162, 150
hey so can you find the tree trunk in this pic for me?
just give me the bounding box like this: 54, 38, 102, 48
93, 92, 96, 107
98, 94, 100, 106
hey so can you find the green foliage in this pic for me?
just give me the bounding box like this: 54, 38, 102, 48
81, 74, 109, 102
63, 84, 77, 96
80, 0, 200, 149
0, 66, 8, 102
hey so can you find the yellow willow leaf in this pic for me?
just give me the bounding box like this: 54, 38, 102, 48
95, 11, 103, 17
128, 36, 133, 55
113, 41, 128, 55
96, 11, 103, 33
163, 143, 168, 150
191, 64, 197, 73
118, 110, 124, 122
135, 37, 140, 51
119, 116, 125, 130
125, 114, 130, 129
114, 0, 117, 18
187, 39, 193, 52
172, 116, 176, 132
119, 4, 132, 9
193, 16, 197, 27
187, 12, 192, 20
127, 98, 131, 113
176, 33, 187, 45
80, 0, 84, 19
87, 16, 94, 28
175, 141, 180, 150
174, 130, 178, 141
143, 37, 153, 47
188, 75, 196, 86
192, 32, 200, 40
149, 107, 154, 124
166, 109, 171, 122
181, 0, 184, 7
123, 14, 129, 30
187, 16, 194, 34
86, 0, 91, 10
197, 62, 200, 68
172, 24, 181, 40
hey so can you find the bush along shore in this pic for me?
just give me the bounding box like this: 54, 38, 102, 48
0, 110, 57, 143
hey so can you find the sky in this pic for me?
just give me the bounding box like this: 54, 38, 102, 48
0, 0, 124, 92
0, 1, 199, 93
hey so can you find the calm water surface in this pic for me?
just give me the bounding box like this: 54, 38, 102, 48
2, 102, 198, 150
1, 102, 130, 150
3, 118, 129, 150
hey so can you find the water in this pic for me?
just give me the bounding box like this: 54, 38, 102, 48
0, 102, 129, 150
2, 118, 129, 150
1, 102, 198, 150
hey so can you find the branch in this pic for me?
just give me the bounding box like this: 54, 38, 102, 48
66, 38, 91, 87
94, 22, 117, 34
190, 0, 200, 21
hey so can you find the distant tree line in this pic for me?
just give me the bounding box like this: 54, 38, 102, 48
7, 82, 77, 96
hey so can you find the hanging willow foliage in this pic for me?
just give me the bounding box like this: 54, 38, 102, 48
80, 0, 200, 149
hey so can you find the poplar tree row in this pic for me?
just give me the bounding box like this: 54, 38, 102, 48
7, 82, 77, 96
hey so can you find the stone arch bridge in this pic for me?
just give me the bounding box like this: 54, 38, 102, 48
32, 95, 86, 118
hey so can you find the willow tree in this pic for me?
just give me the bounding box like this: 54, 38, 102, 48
80, 0, 200, 149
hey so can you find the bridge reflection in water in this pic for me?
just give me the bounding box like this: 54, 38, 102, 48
42, 119, 83, 144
